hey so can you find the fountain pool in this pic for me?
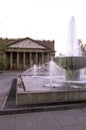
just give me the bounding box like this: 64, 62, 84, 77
16, 61, 86, 105
16, 16, 86, 105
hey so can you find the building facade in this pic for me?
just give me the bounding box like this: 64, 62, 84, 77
1, 37, 55, 70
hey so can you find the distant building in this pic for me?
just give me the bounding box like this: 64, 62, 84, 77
0, 37, 55, 70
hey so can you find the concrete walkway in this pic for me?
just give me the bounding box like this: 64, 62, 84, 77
0, 108, 86, 130
0, 72, 86, 130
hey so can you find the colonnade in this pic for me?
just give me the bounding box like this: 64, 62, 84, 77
6, 51, 50, 70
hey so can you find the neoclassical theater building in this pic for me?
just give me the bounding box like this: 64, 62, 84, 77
0, 37, 55, 70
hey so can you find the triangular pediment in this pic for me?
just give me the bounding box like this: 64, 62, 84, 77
8, 38, 46, 49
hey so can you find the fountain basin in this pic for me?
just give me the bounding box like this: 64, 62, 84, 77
54, 56, 86, 80
54, 56, 86, 70
16, 76, 86, 105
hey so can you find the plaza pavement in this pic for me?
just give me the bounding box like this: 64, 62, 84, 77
0, 108, 86, 130
0, 71, 86, 130
0, 71, 21, 109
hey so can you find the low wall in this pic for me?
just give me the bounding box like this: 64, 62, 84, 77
16, 76, 86, 105
16, 89, 86, 105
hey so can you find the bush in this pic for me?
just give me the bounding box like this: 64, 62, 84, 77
0, 56, 7, 70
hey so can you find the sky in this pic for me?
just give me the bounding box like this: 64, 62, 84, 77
0, 0, 86, 55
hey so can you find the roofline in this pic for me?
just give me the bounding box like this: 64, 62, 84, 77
7, 37, 52, 50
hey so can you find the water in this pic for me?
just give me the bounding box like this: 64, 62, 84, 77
49, 60, 61, 87
22, 61, 63, 77
21, 60, 86, 89
66, 16, 80, 56
21, 61, 65, 88
21, 16, 86, 88
49, 60, 54, 86
33, 64, 38, 76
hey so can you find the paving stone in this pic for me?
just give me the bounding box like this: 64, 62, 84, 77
76, 115, 86, 127
0, 110, 86, 130
0, 101, 2, 107
63, 125, 86, 130
0, 94, 5, 100
51, 111, 79, 127
34, 111, 63, 130
51, 108, 86, 117
15, 113, 39, 130
0, 115, 16, 130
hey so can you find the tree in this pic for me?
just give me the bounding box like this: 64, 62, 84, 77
0, 38, 6, 70
79, 43, 86, 56
0, 56, 6, 70
78, 39, 86, 56
0, 38, 6, 49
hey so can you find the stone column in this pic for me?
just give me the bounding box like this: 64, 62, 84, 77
42, 52, 44, 64
10, 52, 13, 70
36, 52, 38, 65
3, 53, 6, 70
23, 52, 25, 69
17, 52, 19, 70
30, 52, 32, 67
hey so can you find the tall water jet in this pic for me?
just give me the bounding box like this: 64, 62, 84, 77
33, 64, 38, 76
49, 59, 57, 87
67, 16, 79, 56
49, 60, 53, 86
54, 16, 86, 81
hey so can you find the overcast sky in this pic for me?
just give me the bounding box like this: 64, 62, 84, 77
0, 0, 86, 55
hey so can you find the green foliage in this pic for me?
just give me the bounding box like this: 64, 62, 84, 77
0, 55, 7, 70
0, 56, 4, 69
0, 38, 7, 70
0, 38, 6, 49
80, 44, 86, 56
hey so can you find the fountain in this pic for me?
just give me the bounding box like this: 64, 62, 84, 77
33, 64, 38, 76
16, 16, 86, 106
54, 16, 86, 81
